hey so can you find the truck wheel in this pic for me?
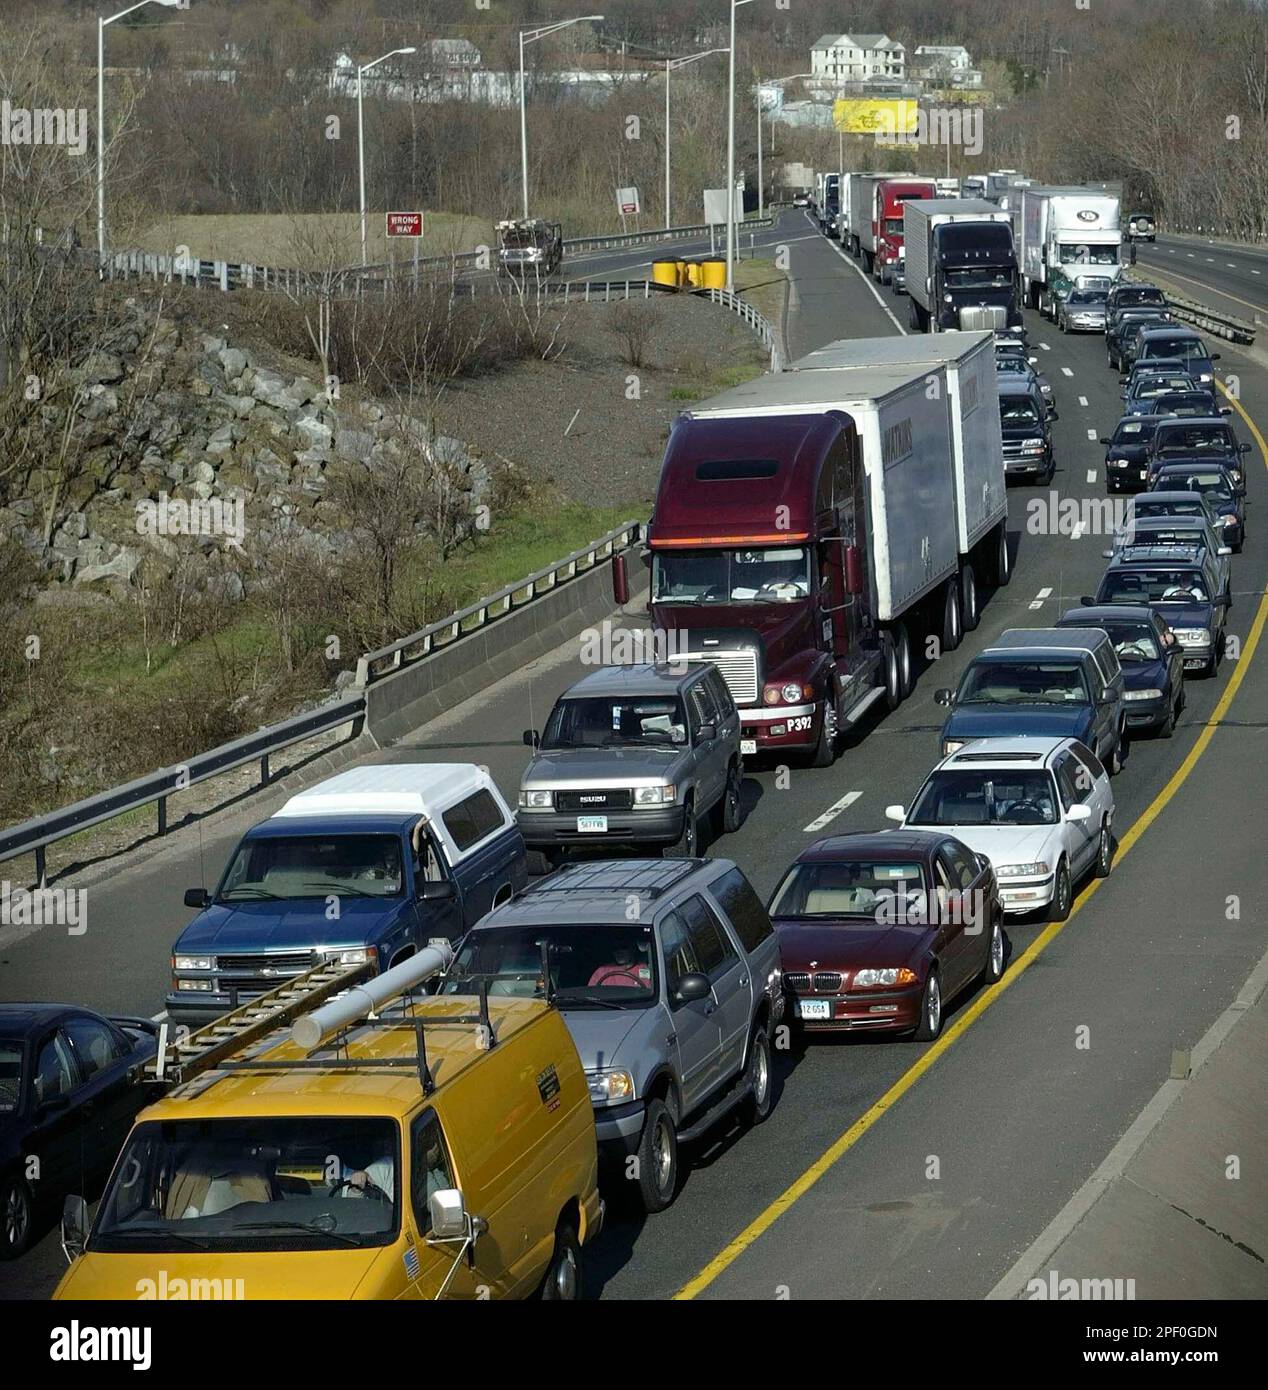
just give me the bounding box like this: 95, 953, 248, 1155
960, 564, 979, 632
811, 698, 839, 767
738, 1025, 773, 1126
895, 621, 914, 699
993, 523, 1012, 587
908, 299, 921, 330
636, 1099, 679, 1213
537, 1224, 582, 1300
881, 631, 902, 711
941, 578, 963, 652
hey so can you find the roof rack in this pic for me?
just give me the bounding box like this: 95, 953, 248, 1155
526, 858, 700, 900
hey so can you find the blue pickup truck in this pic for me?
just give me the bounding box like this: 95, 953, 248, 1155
167, 764, 527, 1026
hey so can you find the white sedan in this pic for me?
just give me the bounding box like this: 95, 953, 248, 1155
886, 737, 1114, 921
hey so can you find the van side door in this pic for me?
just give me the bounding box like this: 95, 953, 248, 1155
405, 1108, 480, 1300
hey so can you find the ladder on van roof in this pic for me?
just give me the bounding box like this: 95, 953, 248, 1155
147, 957, 375, 1086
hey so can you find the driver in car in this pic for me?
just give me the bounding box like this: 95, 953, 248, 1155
333, 1149, 395, 1202
587, 943, 652, 990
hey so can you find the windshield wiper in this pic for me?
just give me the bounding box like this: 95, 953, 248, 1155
106, 1225, 211, 1249
233, 1220, 364, 1246
300, 881, 379, 898
218, 887, 283, 901
555, 993, 631, 1010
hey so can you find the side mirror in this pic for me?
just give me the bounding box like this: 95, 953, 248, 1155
1028, 355, 1037, 364
522, 729, 540, 748
1101, 549, 1114, 559
61, 1194, 89, 1263
1217, 546, 1232, 557
184, 888, 210, 909
1080, 595, 1096, 606
674, 972, 711, 1004
1212, 353, 1222, 361
1221, 407, 1232, 416
1048, 407, 1060, 421
1066, 803, 1092, 822
696, 723, 716, 742
934, 688, 954, 707
1239, 442, 1251, 454
885, 804, 906, 823
1099, 437, 1112, 446
420, 880, 458, 902
427, 1188, 470, 1243
611, 552, 630, 606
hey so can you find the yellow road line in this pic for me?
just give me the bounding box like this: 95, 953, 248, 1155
675, 389, 1268, 1302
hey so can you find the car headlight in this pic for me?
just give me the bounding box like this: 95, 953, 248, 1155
996, 862, 1051, 878
519, 789, 553, 809
1229, 470, 1243, 485
175, 978, 214, 991
324, 947, 374, 965
1124, 688, 1163, 702
634, 785, 676, 805
852, 967, 918, 988
942, 739, 966, 756
173, 955, 213, 971
587, 1069, 636, 1105
1021, 438, 1046, 453
1173, 628, 1210, 645
781, 682, 804, 703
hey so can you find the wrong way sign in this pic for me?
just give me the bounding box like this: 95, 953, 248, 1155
386, 211, 424, 238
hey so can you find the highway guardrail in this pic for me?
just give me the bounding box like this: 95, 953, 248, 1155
1126, 267, 1257, 345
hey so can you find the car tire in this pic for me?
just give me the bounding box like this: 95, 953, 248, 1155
810, 696, 839, 768
527, 849, 557, 876
1048, 859, 1073, 922
664, 797, 699, 858
538, 1223, 582, 1300
0, 1173, 33, 1260
738, 1025, 773, 1126
941, 577, 963, 653
960, 563, 979, 632
1108, 725, 1126, 776
1094, 819, 1114, 878
895, 621, 914, 699
721, 761, 744, 833
914, 968, 943, 1041
1043, 454, 1056, 486
980, 914, 1006, 985
881, 630, 902, 711
636, 1098, 679, 1213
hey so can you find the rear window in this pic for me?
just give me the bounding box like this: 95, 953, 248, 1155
442, 790, 505, 853
709, 866, 773, 953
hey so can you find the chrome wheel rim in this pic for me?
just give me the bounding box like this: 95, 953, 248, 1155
653, 1118, 673, 1189
554, 1247, 579, 1300
1058, 868, 1071, 914
1099, 827, 1110, 872
4, 1185, 28, 1249
752, 1038, 769, 1105
824, 703, 839, 745
990, 920, 1004, 977
926, 975, 941, 1033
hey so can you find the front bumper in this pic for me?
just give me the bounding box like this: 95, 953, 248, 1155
594, 1098, 647, 1154
1125, 693, 1170, 728
1106, 458, 1149, 492
787, 984, 922, 1033
518, 804, 686, 849
1004, 451, 1049, 478
165, 993, 239, 1027
1178, 639, 1215, 670
738, 701, 820, 752
997, 872, 1056, 914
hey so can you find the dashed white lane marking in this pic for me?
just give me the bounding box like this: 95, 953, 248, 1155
1029, 586, 1052, 610
803, 790, 863, 833
1228, 263, 1237, 268
1038, 341, 1051, 350
1078, 395, 1089, 407
1061, 367, 1074, 377
1255, 270, 1262, 276
1087, 469, 1098, 483
1086, 428, 1098, 440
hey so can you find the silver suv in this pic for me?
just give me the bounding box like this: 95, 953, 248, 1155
443, 858, 784, 1213
519, 663, 743, 871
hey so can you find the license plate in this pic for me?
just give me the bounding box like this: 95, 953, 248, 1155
1183, 657, 1206, 670
797, 999, 831, 1020
741, 739, 757, 756
576, 815, 607, 833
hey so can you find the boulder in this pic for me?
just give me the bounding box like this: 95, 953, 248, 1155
335, 427, 374, 463
218, 346, 249, 377
73, 547, 141, 588
78, 351, 125, 385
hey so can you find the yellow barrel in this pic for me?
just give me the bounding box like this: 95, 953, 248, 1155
684, 260, 703, 287
675, 259, 690, 286
699, 258, 726, 289
651, 259, 680, 289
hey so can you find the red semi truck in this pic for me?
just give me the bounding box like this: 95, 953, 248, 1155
847, 174, 937, 285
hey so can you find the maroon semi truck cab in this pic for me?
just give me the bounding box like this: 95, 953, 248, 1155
647, 412, 873, 766
874, 178, 937, 286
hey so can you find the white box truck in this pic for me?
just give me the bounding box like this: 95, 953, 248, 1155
788, 331, 1011, 613
1020, 186, 1122, 320
904, 198, 1021, 333
845, 171, 902, 266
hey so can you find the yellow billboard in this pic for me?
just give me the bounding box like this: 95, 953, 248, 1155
833, 98, 918, 136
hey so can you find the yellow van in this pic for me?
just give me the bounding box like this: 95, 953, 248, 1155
53, 949, 602, 1300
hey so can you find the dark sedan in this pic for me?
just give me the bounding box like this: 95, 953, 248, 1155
1058, 605, 1184, 737
0, 1004, 158, 1258
769, 832, 1006, 1042
1101, 415, 1162, 494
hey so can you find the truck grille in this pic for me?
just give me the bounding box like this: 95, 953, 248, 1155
555, 789, 634, 812
685, 649, 759, 705
959, 305, 1007, 331
214, 949, 320, 995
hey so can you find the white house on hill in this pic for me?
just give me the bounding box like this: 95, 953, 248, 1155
810, 34, 906, 82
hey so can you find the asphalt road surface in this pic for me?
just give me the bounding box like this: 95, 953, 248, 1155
3, 210, 1265, 1301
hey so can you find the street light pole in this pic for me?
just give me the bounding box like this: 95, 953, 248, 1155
519, 15, 605, 220
97, 0, 187, 268
357, 46, 416, 267
725, 0, 755, 292
755, 73, 812, 223
664, 49, 726, 226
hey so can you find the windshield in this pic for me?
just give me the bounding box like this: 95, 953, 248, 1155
444, 922, 657, 1007
1000, 397, 1041, 426
93, 1117, 399, 1252
884, 217, 905, 234
541, 695, 687, 750
1142, 337, 1208, 363
770, 860, 926, 918
1112, 418, 1160, 444
946, 265, 1014, 290
958, 660, 1089, 704
1158, 472, 1233, 498
653, 546, 811, 604
1091, 622, 1160, 662
1132, 378, 1193, 399
1150, 395, 1211, 414
0, 1041, 21, 1113
1135, 499, 1204, 520
1113, 288, 1165, 308
1155, 425, 1232, 454
217, 835, 403, 901
1057, 242, 1119, 265
1100, 568, 1208, 603
1068, 291, 1107, 306
909, 770, 1058, 826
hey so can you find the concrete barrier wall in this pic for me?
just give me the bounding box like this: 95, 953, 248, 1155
365, 559, 650, 745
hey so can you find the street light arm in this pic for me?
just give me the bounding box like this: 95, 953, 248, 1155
358, 46, 416, 78
522, 15, 605, 46
104, 0, 183, 26
667, 47, 729, 73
